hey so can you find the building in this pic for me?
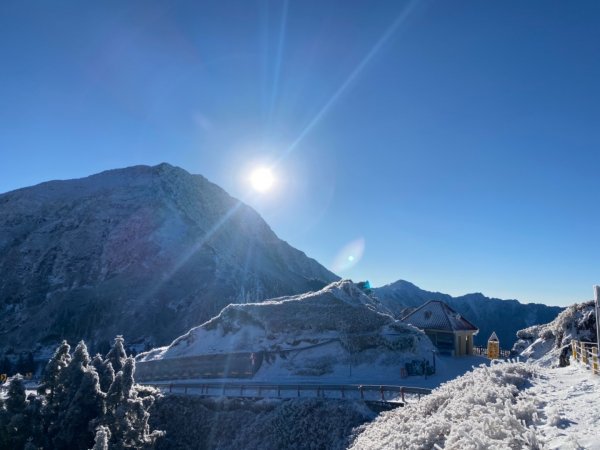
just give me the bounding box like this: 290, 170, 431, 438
401, 300, 479, 356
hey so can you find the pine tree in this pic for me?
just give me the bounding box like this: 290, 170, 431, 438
105, 336, 127, 373
51, 341, 103, 450
0, 339, 162, 450
103, 358, 164, 449
4, 376, 29, 449
38, 340, 71, 399
23, 393, 45, 449
23, 438, 39, 450
0, 395, 7, 448
54, 368, 105, 450
90, 425, 110, 450
92, 354, 115, 393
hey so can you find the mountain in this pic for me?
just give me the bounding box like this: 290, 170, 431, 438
0, 163, 338, 353
374, 280, 563, 348
138, 280, 434, 381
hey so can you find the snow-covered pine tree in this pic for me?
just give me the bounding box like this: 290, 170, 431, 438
24, 393, 44, 449
90, 425, 110, 450
23, 438, 39, 450
45, 341, 107, 450
38, 340, 71, 400
105, 336, 127, 373
2, 376, 29, 449
92, 354, 115, 393
103, 357, 163, 449
0, 395, 6, 448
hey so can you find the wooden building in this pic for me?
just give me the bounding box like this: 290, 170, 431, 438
401, 300, 479, 356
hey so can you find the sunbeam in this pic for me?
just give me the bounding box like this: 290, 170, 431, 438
277, 0, 420, 163
266, 0, 289, 130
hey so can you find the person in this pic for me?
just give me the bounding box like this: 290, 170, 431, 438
558, 344, 570, 367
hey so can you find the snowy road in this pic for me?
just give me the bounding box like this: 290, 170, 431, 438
530, 363, 600, 449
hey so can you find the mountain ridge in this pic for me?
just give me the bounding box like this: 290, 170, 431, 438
0, 163, 339, 353
374, 279, 564, 347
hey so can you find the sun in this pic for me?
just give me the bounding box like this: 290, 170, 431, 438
250, 167, 275, 192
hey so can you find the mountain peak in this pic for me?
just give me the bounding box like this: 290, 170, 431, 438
0, 164, 339, 352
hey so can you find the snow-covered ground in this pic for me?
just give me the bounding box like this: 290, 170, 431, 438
149, 354, 490, 390
530, 363, 600, 450
349, 360, 600, 449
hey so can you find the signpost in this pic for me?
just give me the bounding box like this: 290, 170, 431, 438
595, 286, 600, 352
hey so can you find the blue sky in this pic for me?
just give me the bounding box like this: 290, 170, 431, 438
1, 1, 599, 306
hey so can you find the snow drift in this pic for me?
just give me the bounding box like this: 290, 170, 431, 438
349, 362, 543, 449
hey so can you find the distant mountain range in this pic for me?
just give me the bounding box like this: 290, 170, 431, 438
0, 163, 338, 353
374, 280, 564, 347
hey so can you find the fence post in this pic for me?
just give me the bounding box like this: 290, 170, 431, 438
592, 347, 599, 375
571, 340, 577, 360
582, 342, 588, 365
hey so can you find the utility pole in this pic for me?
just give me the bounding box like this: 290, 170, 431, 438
595, 286, 600, 352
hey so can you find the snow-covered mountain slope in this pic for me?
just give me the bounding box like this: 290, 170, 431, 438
513, 301, 597, 366
375, 280, 563, 348
0, 163, 338, 352
138, 281, 434, 380
350, 361, 600, 450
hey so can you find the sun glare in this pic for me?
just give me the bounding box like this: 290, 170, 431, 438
250, 167, 275, 192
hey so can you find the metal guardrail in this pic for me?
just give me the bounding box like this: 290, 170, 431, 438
142, 381, 432, 404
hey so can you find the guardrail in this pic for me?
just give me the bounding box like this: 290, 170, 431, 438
571, 340, 599, 375
142, 381, 432, 405
135, 352, 263, 382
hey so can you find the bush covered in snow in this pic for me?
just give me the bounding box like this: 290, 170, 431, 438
513, 301, 596, 365
150, 396, 374, 450
349, 362, 544, 450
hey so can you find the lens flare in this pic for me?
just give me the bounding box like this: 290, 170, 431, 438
332, 238, 365, 273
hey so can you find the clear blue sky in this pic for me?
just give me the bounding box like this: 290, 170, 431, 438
1, 1, 599, 306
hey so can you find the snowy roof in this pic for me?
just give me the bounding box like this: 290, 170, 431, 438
400, 301, 478, 332
488, 332, 499, 342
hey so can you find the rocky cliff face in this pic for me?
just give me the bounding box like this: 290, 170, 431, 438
0, 163, 338, 352
374, 280, 563, 348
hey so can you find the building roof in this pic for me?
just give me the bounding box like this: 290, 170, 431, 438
400, 300, 478, 332
488, 332, 499, 342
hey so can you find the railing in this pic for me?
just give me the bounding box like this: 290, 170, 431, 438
142, 381, 432, 405
473, 346, 511, 359
571, 340, 599, 375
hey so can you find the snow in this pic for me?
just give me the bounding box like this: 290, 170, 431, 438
513, 301, 596, 366
143, 353, 489, 390
350, 360, 600, 449
136, 281, 443, 383
530, 363, 600, 450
